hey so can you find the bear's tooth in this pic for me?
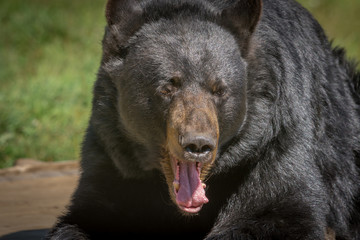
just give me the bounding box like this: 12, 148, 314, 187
173, 181, 180, 192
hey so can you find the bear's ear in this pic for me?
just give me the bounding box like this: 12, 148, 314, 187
221, 0, 262, 56
106, 0, 143, 26
105, 0, 144, 47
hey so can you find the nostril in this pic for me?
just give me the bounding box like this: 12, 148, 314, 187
201, 145, 213, 153
185, 144, 199, 154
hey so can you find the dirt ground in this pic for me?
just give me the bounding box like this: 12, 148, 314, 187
0, 159, 80, 239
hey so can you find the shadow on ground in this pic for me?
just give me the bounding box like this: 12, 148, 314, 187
0, 229, 49, 240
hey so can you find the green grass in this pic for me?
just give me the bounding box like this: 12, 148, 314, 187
0, 0, 359, 168
299, 0, 360, 61
0, 0, 105, 167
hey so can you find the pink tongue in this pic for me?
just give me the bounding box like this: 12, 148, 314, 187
176, 162, 209, 209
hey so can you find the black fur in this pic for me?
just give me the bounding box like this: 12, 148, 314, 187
47, 0, 360, 239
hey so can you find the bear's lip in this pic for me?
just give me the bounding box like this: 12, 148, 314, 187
170, 155, 209, 214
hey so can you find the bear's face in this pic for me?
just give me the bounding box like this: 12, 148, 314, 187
105, 19, 247, 213
102, 0, 262, 214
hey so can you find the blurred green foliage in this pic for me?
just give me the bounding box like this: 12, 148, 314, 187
300, 0, 360, 61
0, 0, 105, 167
0, 0, 359, 168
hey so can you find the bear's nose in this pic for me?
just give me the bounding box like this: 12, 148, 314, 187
180, 134, 216, 162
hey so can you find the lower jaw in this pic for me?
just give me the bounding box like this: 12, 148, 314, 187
178, 205, 203, 214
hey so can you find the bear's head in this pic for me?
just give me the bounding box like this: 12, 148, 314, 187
102, 0, 262, 214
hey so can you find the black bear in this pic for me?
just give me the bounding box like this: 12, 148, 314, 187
47, 0, 360, 239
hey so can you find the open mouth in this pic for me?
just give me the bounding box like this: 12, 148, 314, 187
163, 93, 219, 214
170, 155, 209, 214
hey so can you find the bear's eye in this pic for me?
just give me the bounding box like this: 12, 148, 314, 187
158, 77, 181, 97
212, 84, 227, 97
214, 88, 226, 97
159, 85, 175, 96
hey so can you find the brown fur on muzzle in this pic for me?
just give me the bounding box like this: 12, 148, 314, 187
161, 91, 219, 211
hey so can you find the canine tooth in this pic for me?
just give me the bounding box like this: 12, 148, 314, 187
173, 181, 180, 191
202, 183, 206, 189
